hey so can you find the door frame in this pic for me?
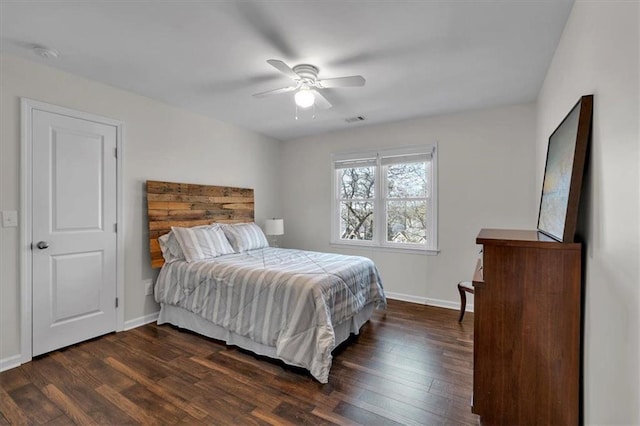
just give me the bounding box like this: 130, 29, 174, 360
20, 98, 125, 364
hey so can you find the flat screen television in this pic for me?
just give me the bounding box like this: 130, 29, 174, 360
537, 95, 593, 242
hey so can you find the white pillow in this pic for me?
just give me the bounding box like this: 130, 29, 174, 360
158, 231, 185, 263
222, 222, 269, 252
158, 225, 213, 263
171, 225, 235, 262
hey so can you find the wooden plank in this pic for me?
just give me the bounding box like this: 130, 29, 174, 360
272, 401, 334, 426
222, 203, 255, 210
0, 367, 30, 392
148, 194, 253, 203
147, 201, 194, 210
151, 209, 229, 220
148, 211, 253, 224
146, 181, 253, 197
149, 219, 219, 231
150, 239, 160, 254
105, 357, 206, 421
148, 200, 254, 210
147, 209, 169, 217
95, 384, 159, 425
0, 385, 30, 425
250, 408, 298, 426
8, 384, 64, 424
42, 384, 95, 425
190, 201, 255, 209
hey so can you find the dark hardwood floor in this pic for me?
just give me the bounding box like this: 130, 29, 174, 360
0, 299, 477, 425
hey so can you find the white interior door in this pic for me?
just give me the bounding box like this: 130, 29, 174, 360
32, 109, 118, 356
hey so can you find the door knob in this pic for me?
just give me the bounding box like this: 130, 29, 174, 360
36, 241, 49, 249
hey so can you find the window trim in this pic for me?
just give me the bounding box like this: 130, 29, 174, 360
330, 144, 438, 253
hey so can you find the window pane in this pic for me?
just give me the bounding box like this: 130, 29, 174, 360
387, 200, 427, 244
339, 167, 375, 199
386, 162, 427, 198
340, 201, 374, 240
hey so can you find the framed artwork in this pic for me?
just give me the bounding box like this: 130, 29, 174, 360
537, 95, 593, 242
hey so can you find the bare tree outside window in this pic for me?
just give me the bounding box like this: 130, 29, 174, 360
338, 166, 374, 240
385, 162, 428, 244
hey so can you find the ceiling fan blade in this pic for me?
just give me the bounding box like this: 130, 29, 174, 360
252, 86, 296, 98
318, 75, 366, 88
311, 90, 332, 110
267, 59, 300, 80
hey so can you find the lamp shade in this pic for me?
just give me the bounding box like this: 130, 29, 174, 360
264, 218, 284, 236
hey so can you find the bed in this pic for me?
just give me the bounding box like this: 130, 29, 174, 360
147, 181, 386, 383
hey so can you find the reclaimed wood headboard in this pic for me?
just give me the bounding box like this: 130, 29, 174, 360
146, 180, 254, 268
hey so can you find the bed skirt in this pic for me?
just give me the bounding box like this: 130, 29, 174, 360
157, 302, 375, 382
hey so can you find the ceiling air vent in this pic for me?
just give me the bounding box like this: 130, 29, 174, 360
345, 116, 366, 123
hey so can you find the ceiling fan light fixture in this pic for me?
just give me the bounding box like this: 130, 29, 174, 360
254, 59, 364, 112
294, 88, 315, 108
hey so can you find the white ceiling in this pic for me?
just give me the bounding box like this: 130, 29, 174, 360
0, 1, 574, 141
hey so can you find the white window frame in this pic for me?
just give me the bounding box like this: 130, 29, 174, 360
331, 144, 438, 254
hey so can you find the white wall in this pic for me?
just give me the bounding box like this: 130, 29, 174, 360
536, 1, 639, 424
0, 54, 282, 362
280, 104, 537, 306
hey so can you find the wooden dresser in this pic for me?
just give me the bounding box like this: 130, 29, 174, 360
472, 229, 582, 425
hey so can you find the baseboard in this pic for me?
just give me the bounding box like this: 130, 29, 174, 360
385, 291, 474, 313
0, 354, 23, 373
124, 311, 160, 331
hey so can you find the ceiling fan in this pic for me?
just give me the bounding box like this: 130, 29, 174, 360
252, 59, 366, 110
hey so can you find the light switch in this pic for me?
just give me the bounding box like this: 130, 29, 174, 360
2, 211, 18, 228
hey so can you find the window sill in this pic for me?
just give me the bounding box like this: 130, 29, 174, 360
329, 242, 440, 256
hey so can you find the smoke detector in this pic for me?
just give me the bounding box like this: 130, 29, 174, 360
32, 45, 59, 59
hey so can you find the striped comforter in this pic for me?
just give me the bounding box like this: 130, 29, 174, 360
155, 247, 386, 382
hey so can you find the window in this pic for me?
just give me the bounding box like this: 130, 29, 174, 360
332, 145, 437, 252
